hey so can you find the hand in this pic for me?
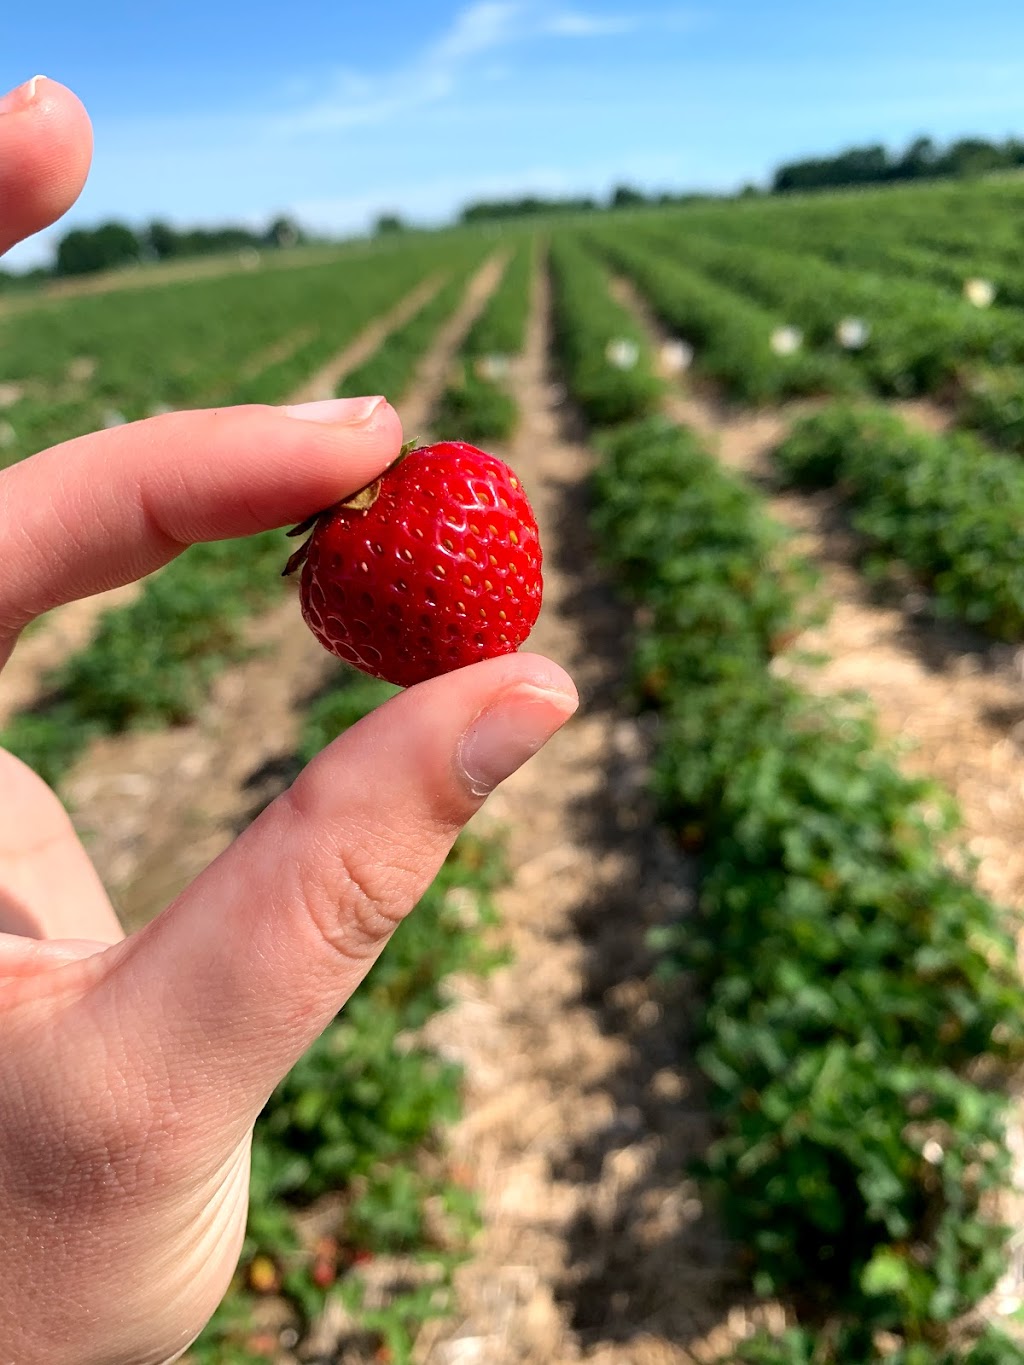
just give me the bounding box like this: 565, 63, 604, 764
0, 79, 577, 1365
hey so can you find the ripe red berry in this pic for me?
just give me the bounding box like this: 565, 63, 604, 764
285, 441, 543, 688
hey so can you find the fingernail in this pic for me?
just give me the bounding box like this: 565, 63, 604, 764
0, 76, 46, 115
282, 396, 387, 425
457, 684, 579, 798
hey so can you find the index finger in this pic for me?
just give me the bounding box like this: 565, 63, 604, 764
0, 398, 402, 653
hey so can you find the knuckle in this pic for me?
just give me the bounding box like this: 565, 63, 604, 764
285, 795, 416, 964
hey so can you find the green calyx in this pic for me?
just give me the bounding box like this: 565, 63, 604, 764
281, 437, 420, 577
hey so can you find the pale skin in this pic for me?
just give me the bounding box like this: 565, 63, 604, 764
0, 78, 578, 1365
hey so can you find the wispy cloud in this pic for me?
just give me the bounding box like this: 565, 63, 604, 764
543, 11, 638, 36
273, 1, 654, 137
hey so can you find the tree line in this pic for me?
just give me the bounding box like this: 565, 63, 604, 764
772, 135, 1024, 192
3, 129, 1022, 289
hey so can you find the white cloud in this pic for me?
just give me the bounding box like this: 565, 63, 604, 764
429, 1, 522, 63
272, 1, 646, 138
543, 11, 637, 36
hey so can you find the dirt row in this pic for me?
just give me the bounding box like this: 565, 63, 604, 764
611, 273, 1024, 920
415, 265, 764, 1365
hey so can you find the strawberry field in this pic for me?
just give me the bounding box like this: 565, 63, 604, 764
8, 172, 1024, 1363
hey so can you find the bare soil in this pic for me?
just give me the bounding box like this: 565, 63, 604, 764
618, 272, 1024, 917
662, 386, 1024, 916
416, 264, 778, 1365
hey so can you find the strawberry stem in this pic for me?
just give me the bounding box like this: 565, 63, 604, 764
280, 440, 420, 575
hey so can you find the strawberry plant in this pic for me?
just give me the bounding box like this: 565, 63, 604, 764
958, 364, 1024, 454
588, 415, 1024, 1362
548, 233, 662, 424
588, 231, 860, 404
774, 404, 1024, 639
0, 236, 463, 469
433, 360, 519, 442
336, 258, 485, 403
433, 241, 534, 442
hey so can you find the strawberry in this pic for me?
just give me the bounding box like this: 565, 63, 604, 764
284, 441, 542, 688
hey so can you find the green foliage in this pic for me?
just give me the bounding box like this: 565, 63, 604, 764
591, 416, 1024, 1360
735, 1325, 1024, 1364
589, 231, 861, 404
55, 221, 141, 276
337, 260, 484, 403
1, 530, 285, 784
432, 240, 534, 441
0, 235, 485, 784
434, 361, 518, 442
461, 241, 534, 359
773, 132, 1024, 192
959, 365, 1024, 454
0, 234, 471, 466
775, 404, 1024, 639
548, 233, 662, 424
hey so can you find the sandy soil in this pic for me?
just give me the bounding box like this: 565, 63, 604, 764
617, 273, 1024, 917
414, 263, 785, 1365
663, 388, 1024, 917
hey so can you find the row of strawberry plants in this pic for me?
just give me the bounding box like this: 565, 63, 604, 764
628, 180, 1024, 276
335, 258, 477, 402
547, 233, 662, 423
589, 415, 1024, 1363
647, 194, 1024, 305
773, 403, 1024, 640
0, 250, 489, 784
626, 226, 1024, 398
585, 229, 860, 404
0, 237, 464, 468
433, 240, 535, 442
186, 669, 505, 1363
956, 365, 1024, 455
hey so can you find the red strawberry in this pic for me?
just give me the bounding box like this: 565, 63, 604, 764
284, 441, 542, 688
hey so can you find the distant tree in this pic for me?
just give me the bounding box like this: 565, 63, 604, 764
894, 136, 938, 179
144, 221, 179, 260
940, 137, 1008, 178
460, 195, 598, 223
374, 213, 407, 235
610, 184, 647, 208
264, 216, 301, 248
772, 132, 1024, 194
56, 222, 141, 276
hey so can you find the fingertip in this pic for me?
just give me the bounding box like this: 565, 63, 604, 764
496, 651, 579, 708
0, 76, 93, 253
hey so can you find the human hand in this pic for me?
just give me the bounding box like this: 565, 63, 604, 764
0, 79, 577, 1365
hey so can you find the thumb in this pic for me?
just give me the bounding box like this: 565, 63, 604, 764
99, 653, 576, 1141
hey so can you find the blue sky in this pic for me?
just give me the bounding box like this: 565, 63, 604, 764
5, 0, 1024, 268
